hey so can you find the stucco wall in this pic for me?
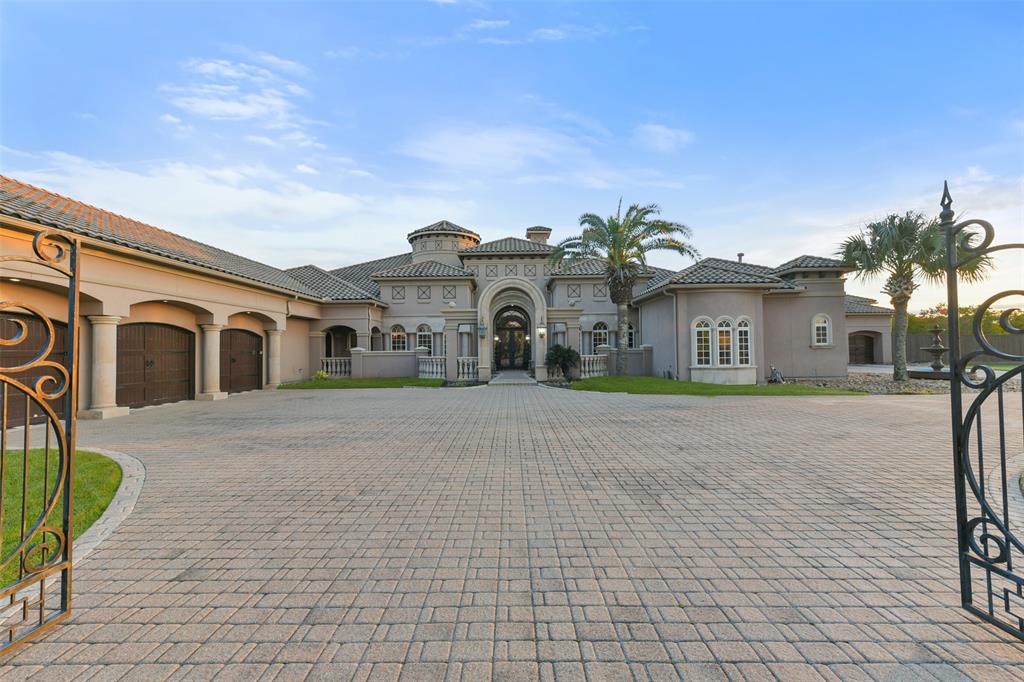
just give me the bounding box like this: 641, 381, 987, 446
356, 350, 418, 378
679, 290, 765, 383
763, 278, 849, 379
638, 294, 677, 379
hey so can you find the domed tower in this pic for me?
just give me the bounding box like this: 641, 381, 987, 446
407, 220, 481, 266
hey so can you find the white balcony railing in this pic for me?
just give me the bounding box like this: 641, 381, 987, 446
321, 357, 351, 377
418, 356, 446, 379
457, 356, 478, 381
579, 354, 607, 379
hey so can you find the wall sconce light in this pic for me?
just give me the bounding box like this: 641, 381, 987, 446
537, 326, 547, 339
478, 325, 486, 338
494, 335, 500, 343
525, 335, 531, 342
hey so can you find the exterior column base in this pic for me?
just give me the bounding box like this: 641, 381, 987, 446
79, 406, 130, 420
534, 366, 548, 381
197, 391, 228, 401
264, 383, 279, 390
478, 366, 492, 382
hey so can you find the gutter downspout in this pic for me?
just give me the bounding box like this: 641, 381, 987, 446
663, 289, 678, 380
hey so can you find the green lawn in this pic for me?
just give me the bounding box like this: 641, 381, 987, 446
570, 375, 864, 396
2, 449, 121, 586
281, 377, 445, 389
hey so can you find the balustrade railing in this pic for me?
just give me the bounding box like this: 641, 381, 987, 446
457, 356, 478, 381
418, 356, 446, 379
321, 357, 351, 377
580, 354, 607, 379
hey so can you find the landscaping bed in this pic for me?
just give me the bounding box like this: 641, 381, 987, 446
569, 376, 862, 396
2, 450, 121, 586
794, 372, 1021, 395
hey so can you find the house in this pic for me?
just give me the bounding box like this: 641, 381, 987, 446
0, 175, 891, 419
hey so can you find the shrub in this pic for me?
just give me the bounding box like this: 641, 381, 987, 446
312, 369, 330, 381
545, 344, 580, 381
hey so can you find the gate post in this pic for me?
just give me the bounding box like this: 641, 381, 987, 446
198, 324, 227, 400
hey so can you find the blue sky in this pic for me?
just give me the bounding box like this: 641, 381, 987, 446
2, 1, 1022, 309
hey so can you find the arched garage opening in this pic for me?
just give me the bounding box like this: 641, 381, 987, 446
848, 331, 881, 364
220, 329, 263, 393
116, 323, 195, 408
0, 311, 68, 424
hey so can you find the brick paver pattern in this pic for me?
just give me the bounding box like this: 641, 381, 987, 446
3, 386, 1023, 681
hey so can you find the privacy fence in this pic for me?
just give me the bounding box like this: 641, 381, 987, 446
905, 333, 1024, 364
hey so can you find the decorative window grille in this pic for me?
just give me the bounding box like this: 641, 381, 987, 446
592, 322, 608, 351
417, 285, 431, 300
593, 284, 607, 298
737, 319, 751, 365
442, 285, 456, 300
416, 324, 432, 354
524, 265, 536, 277
505, 264, 517, 276
486, 265, 498, 278
391, 325, 407, 351
567, 284, 581, 299
391, 286, 405, 301
694, 320, 712, 366
813, 314, 831, 346
543, 265, 551, 275
717, 319, 733, 366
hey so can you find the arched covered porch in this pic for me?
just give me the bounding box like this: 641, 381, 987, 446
477, 278, 548, 381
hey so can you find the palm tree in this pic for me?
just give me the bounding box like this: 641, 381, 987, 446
550, 201, 699, 374
838, 211, 989, 381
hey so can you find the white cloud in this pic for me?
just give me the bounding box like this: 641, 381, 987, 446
465, 19, 510, 31
295, 163, 319, 175
401, 125, 584, 174
632, 124, 694, 153
246, 135, 278, 147
158, 112, 194, 136
530, 28, 566, 42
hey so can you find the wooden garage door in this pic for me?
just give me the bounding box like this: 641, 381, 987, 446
849, 334, 875, 364
117, 323, 194, 408
0, 313, 68, 425
220, 329, 262, 394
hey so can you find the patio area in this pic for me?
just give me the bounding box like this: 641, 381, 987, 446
3, 385, 1022, 680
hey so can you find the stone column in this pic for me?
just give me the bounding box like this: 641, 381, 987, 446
266, 329, 283, 388
308, 331, 326, 378
80, 315, 129, 419
197, 324, 226, 400
444, 326, 459, 381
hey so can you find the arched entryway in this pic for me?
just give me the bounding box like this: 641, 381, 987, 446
476, 278, 548, 381
849, 331, 879, 364
493, 305, 531, 370
325, 325, 358, 357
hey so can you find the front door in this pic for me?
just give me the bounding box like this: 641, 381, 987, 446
493, 306, 530, 370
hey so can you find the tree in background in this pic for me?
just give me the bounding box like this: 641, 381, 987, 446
839, 212, 989, 381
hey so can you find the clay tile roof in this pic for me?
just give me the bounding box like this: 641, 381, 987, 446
773, 254, 852, 274
0, 175, 318, 297
283, 265, 377, 301
330, 252, 413, 298
548, 258, 672, 278
461, 236, 554, 255
845, 295, 894, 315
371, 260, 475, 279
636, 257, 795, 298
407, 219, 480, 239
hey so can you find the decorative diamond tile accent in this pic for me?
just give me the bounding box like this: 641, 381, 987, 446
593, 284, 607, 298
442, 285, 456, 300
505, 264, 518, 276
417, 285, 431, 300
392, 286, 406, 301
486, 265, 498, 278
568, 284, 581, 299
524, 265, 536, 277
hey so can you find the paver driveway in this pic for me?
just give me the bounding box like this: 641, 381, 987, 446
4, 385, 1023, 681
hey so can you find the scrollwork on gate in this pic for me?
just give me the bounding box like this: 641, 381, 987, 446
943, 181, 1024, 640
0, 225, 80, 655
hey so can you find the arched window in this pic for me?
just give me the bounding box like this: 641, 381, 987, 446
693, 319, 712, 367
390, 324, 407, 351
717, 318, 734, 366
736, 319, 752, 366
592, 322, 608, 352
370, 326, 382, 351
627, 324, 636, 349
812, 314, 832, 346
417, 324, 433, 355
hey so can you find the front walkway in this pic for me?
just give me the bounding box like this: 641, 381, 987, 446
488, 370, 537, 385
4, 387, 1023, 680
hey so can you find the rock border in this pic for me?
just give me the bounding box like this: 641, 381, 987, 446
73, 448, 145, 563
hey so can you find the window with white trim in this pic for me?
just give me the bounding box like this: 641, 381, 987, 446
736, 319, 751, 366
717, 319, 733, 366
813, 314, 832, 346
416, 324, 432, 355
693, 319, 712, 366
627, 324, 636, 349
390, 324, 407, 351
592, 322, 608, 351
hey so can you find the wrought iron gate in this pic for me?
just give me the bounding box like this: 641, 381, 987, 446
943, 183, 1024, 640
0, 229, 79, 654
